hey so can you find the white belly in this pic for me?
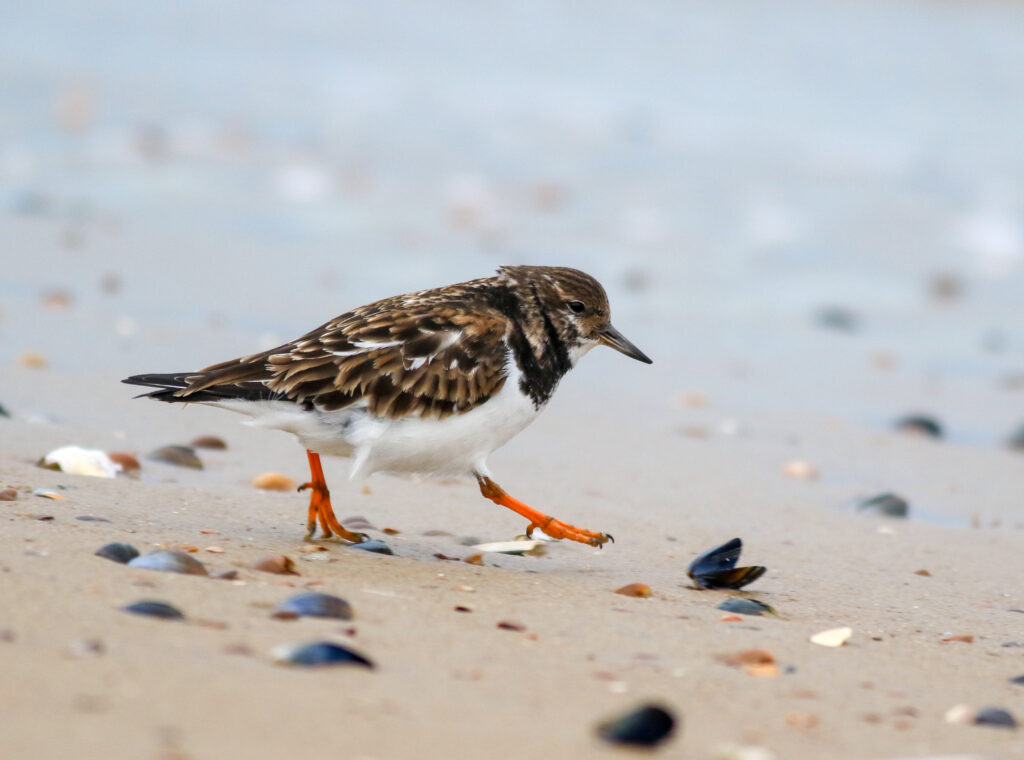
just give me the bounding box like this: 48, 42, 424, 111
213, 363, 545, 480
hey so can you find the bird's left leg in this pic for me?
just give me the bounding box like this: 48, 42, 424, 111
475, 474, 613, 548
298, 450, 367, 543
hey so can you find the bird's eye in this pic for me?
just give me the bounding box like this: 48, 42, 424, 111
568, 300, 586, 314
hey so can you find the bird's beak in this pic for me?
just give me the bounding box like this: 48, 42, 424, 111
598, 324, 653, 364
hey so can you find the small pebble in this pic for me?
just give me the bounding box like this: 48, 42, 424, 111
252, 555, 299, 575
1011, 675, 1024, 685
0, 402, 9, 417
974, 707, 1017, 729
32, 489, 64, 500
271, 641, 373, 668
914, 569, 932, 577
712, 745, 778, 760
95, 543, 140, 564
341, 515, 376, 531
615, 583, 653, 598
252, 472, 296, 491
76, 515, 111, 522
190, 435, 227, 450
1007, 425, 1024, 451
128, 550, 208, 576
349, 540, 392, 555
148, 445, 203, 469
944, 703, 976, 725
123, 600, 184, 620
67, 637, 105, 657
895, 415, 943, 438
497, 621, 526, 632
17, 351, 48, 369
596, 703, 677, 747
272, 592, 353, 621
0, 488, 18, 501
720, 649, 779, 677
782, 459, 818, 479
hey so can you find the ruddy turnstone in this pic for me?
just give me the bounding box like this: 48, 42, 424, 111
123, 266, 651, 547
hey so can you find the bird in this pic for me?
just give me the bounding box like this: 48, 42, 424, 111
123, 265, 652, 547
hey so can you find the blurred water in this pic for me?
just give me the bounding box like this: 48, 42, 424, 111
1, 0, 1023, 442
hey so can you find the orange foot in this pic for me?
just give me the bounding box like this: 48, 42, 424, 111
475, 475, 613, 548
298, 450, 367, 543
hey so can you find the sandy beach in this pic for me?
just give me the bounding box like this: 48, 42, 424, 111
3, 2, 1024, 758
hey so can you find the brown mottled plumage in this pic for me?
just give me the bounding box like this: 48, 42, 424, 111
124, 266, 651, 547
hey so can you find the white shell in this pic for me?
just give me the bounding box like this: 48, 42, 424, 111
43, 445, 122, 478
809, 626, 852, 647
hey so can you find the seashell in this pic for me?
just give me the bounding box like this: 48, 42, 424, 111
270, 641, 373, 668
711, 744, 778, 760
717, 597, 775, 617
855, 492, 909, 518
190, 435, 227, 450
95, 542, 140, 564
341, 515, 376, 531
252, 555, 299, 575
0, 402, 9, 417
0, 488, 18, 501
719, 648, 780, 677
1010, 675, 1024, 685
252, 472, 297, 491
810, 627, 852, 647
76, 515, 111, 522
944, 703, 975, 725
148, 445, 203, 469
687, 538, 766, 590
123, 600, 184, 620
781, 459, 818, 479
615, 583, 653, 598
272, 592, 353, 621
32, 488, 65, 500
17, 351, 48, 369
107, 452, 141, 472
1007, 424, 1024, 451
471, 540, 546, 556
39, 445, 122, 478
497, 621, 526, 632
814, 306, 859, 332
895, 414, 943, 438
349, 540, 392, 555
597, 703, 677, 747
128, 550, 208, 576
974, 707, 1017, 729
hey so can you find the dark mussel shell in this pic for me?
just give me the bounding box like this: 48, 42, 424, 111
272, 641, 374, 668
717, 597, 776, 617
95, 542, 140, 564
687, 538, 766, 590
895, 414, 943, 438
123, 600, 185, 620
974, 707, 1017, 729
349, 540, 393, 555
855, 492, 909, 518
597, 703, 677, 747
272, 592, 353, 621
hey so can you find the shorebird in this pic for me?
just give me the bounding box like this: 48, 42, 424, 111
124, 266, 651, 547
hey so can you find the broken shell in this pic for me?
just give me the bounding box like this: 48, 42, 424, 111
855, 492, 909, 518
0, 488, 17, 501
123, 600, 184, 620
107, 452, 141, 472
615, 583, 653, 598
40, 446, 122, 478
349, 540, 392, 555
471, 540, 546, 556
687, 538, 766, 590
32, 488, 65, 500
944, 703, 976, 725
252, 472, 297, 491
95, 542, 140, 564
712, 744, 778, 760
252, 555, 299, 575
190, 435, 227, 450
270, 641, 373, 668
148, 445, 203, 469
597, 703, 677, 747
497, 621, 526, 632
717, 597, 775, 616
128, 550, 208, 576
895, 414, 943, 438
810, 627, 852, 647
974, 707, 1017, 729
272, 592, 353, 621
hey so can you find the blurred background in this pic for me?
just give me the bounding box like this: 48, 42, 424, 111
2, 0, 1023, 447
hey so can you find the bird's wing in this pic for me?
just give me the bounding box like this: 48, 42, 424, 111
176, 296, 512, 420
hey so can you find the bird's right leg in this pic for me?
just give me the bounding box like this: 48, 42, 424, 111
298, 450, 366, 543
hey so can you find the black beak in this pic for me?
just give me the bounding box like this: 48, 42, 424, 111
598, 324, 653, 364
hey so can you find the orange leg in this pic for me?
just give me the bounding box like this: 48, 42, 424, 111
475, 475, 613, 548
298, 450, 366, 543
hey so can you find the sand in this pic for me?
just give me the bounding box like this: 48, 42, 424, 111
2, 358, 1023, 760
